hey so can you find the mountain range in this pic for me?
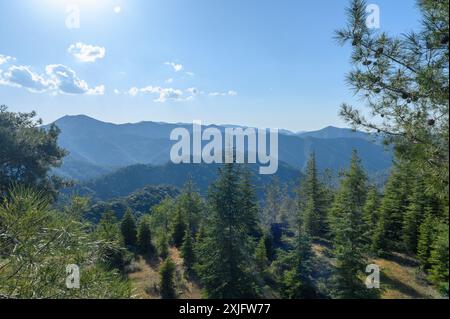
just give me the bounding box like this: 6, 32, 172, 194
49, 115, 393, 184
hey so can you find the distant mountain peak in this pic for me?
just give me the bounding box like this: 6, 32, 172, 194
55, 114, 104, 124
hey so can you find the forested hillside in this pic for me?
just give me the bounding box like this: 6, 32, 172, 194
0, 0, 448, 300
67, 161, 301, 200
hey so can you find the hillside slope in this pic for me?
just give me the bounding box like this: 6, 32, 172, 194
127, 243, 443, 299
312, 243, 443, 299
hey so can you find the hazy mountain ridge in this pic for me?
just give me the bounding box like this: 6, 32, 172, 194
49, 115, 393, 182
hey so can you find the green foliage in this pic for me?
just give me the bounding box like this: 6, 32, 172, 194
150, 197, 174, 259
429, 222, 449, 292
149, 197, 174, 234
0, 106, 67, 198
171, 208, 187, 248
337, 1, 449, 289
95, 210, 130, 272
281, 231, 316, 299
63, 196, 90, 219
372, 164, 410, 254
176, 179, 203, 234
299, 152, 329, 238
336, 0, 449, 202
181, 228, 195, 272
195, 221, 206, 244
263, 231, 276, 262
255, 237, 269, 273
195, 163, 259, 298
157, 231, 170, 259
0, 186, 130, 298
402, 177, 428, 253
84, 185, 180, 223
417, 213, 436, 270
240, 168, 262, 239
330, 151, 372, 299
159, 257, 177, 299
261, 178, 283, 228
120, 209, 137, 247
362, 186, 379, 244
137, 218, 155, 256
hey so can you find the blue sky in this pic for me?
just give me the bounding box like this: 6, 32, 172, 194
0, 0, 421, 131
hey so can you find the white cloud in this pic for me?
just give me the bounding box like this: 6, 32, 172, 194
128, 87, 139, 96
88, 85, 105, 95
125, 85, 235, 102
1, 65, 50, 92
165, 78, 174, 84
209, 90, 238, 97
0, 54, 15, 65
186, 87, 198, 95
165, 62, 183, 72
114, 89, 121, 95
45, 64, 105, 95
113, 6, 122, 14
139, 86, 183, 103
155, 88, 184, 102
127, 85, 194, 102
68, 42, 106, 63
0, 64, 104, 95
186, 71, 195, 77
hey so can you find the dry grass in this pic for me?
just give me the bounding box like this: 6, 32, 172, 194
128, 256, 161, 299
313, 242, 443, 299
371, 252, 442, 299
169, 247, 202, 299
128, 242, 443, 300
127, 247, 202, 299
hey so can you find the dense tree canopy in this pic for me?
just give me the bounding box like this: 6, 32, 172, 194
0, 106, 67, 198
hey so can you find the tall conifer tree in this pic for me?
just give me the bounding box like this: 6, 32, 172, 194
121, 209, 137, 247
331, 151, 371, 299
372, 164, 410, 254
195, 163, 258, 298
300, 152, 328, 238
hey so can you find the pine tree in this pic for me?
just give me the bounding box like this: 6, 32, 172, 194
331, 151, 372, 299
239, 168, 262, 239
120, 209, 137, 247
171, 208, 186, 248
281, 231, 316, 299
195, 163, 258, 298
95, 210, 128, 271
157, 231, 170, 259
417, 213, 436, 270
181, 228, 195, 272
137, 218, 155, 256
263, 231, 276, 262
429, 222, 449, 290
336, 0, 449, 204
362, 186, 379, 248
402, 177, 428, 253
159, 257, 176, 299
363, 187, 379, 231
196, 222, 206, 244
255, 237, 269, 273
177, 178, 203, 235
372, 164, 410, 255
300, 152, 328, 238
0, 187, 132, 298
262, 177, 283, 229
